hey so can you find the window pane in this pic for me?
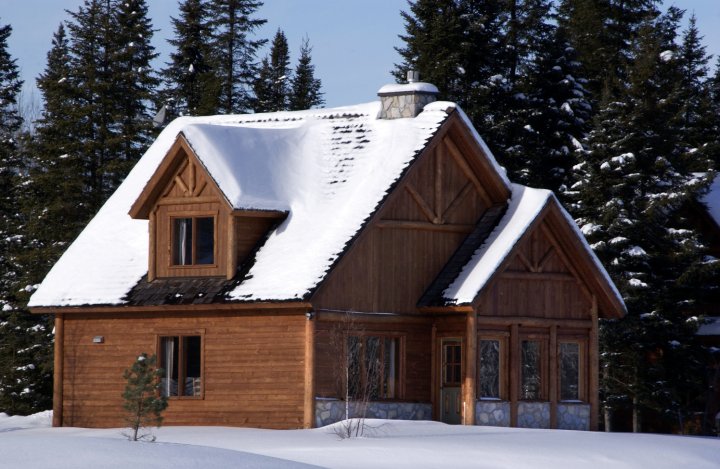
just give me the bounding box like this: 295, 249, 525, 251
365, 337, 381, 400
383, 338, 398, 399
479, 340, 500, 398
173, 218, 193, 265
160, 336, 179, 397
521, 340, 541, 400
347, 336, 361, 399
560, 343, 580, 401
195, 217, 214, 264
182, 336, 202, 396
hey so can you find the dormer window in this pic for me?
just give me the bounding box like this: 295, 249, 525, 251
172, 216, 215, 266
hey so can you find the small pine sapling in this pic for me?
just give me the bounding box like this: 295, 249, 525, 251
122, 353, 168, 441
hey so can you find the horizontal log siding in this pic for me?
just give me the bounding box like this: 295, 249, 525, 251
61, 310, 307, 429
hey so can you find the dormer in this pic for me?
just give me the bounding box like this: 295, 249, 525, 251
130, 134, 285, 281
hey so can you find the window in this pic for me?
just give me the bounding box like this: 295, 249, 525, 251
172, 217, 214, 266
521, 340, 545, 400
478, 338, 506, 399
347, 335, 400, 400
559, 341, 585, 401
159, 335, 202, 397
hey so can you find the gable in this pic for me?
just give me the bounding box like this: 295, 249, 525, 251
441, 185, 625, 319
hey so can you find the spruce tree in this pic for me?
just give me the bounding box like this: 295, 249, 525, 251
122, 353, 168, 441
289, 37, 324, 111
253, 29, 291, 112
570, 8, 712, 432
162, 0, 219, 116
207, 0, 266, 113
0, 19, 53, 415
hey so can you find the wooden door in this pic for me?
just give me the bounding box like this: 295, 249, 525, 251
440, 339, 462, 424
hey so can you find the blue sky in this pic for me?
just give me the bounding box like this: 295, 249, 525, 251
1, 0, 718, 109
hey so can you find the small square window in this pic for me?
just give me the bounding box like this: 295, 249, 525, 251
172, 217, 214, 266
347, 335, 400, 400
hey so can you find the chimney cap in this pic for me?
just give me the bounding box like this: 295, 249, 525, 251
407, 70, 420, 83
377, 81, 439, 96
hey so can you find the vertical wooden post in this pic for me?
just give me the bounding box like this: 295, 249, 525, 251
148, 210, 156, 282
303, 311, 316, 429
430, 322, 438, 421
226, 214, 237, 280
53, 313, 64, 428
510, 323, 519, 427
463, 310, 477, 425
589, 296, 600, 431
549, 325, 558, 429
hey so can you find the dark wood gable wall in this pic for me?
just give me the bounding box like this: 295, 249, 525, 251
312, 113, 510, 314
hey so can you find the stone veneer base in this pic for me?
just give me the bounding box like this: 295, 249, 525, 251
315, 399, 432, 428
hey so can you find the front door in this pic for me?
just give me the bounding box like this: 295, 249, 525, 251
440, 339, 462, 424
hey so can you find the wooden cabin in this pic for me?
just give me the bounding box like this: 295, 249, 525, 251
29, 80, 625, 431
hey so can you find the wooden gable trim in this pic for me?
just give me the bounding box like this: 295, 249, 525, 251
129, 134, 231, 220
29, 301, 313, 315
470, 199, 625, 319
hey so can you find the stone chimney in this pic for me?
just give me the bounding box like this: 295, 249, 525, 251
377, 71, 438, 119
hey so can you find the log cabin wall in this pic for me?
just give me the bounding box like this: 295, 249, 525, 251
60, 309, 308, 429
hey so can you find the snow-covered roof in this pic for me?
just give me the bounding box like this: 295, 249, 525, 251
697, 317, 720, 336
443, 184, 624, 309
30, 100, 511, 308
377, 82, 439, 95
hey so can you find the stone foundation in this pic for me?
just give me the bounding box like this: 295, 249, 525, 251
517, 402, 551, 428
475, 400, 511, 427
557, 403, 590, 430
315, 399, 432, 427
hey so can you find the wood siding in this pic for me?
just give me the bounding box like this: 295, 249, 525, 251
60, 310, 308, 429
480, 219, 593, 320
314, 128, 502, 314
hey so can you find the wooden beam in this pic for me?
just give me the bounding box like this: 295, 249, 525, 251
405, 184, 438, 223
463, 309, 477, 425
29, 302, 314, 315
304, 313, 316, 429
226, 214, 237, 280
549, 324, 558, 429
376, 220, 474, 233
510, 323, 519, 427
53, 313, 64, 428
157, 196, 220, 206
148, 209, 157, 282
431, 323, 438, 421
500, 271, 577, 282
435, 150, 443, 222
442, 182, 473, 220
589, 296, 600, 431
443, 136, 493, 207
474, 316, 592, 329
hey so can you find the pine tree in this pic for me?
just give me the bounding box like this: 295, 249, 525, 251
253, 29, 291, 112
570, 8, 712, 432
0, 19, 53, 415
207, 0, 266, 113
162, 0, 219, 116
122, 353, 168, 441
289, 37, 324, 110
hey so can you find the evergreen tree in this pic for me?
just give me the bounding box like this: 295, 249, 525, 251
113, 0, 160, 176
253, 29, 291, 112
162, 0, 219, 116
289, 37, 324, 110
122, 353, 168, 441
570, 8, 712, 432
207, 0, 266, 113
0, 19, 52, 415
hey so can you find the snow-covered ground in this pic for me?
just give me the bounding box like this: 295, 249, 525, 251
1, 412, 719, 468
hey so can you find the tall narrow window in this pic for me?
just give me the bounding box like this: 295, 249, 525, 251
521, 340, 541, 400
172, 217, 214, 266
478, 339, 501, 399
560, 342, 580, 401
347, 335, 400, 400
159, 335, 202, 397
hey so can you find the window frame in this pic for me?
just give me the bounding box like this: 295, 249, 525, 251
168, 211, 218, 269
477, 332, 509, 401
346, 333, 404, 401
156, 331, 205, 400
557, 338, 587, 403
